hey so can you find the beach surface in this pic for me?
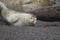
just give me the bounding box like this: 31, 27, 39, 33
0, 20, 60, 40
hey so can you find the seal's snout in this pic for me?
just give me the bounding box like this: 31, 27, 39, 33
33, 17, 37, 24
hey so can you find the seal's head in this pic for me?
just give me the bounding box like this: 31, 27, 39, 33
6, 13, 37, 26
19, 13, 37, 26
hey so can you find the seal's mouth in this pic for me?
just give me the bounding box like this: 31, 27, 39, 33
34, 18, 37, 24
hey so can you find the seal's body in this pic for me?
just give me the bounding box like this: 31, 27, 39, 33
0, 1, 37, 26
0, 0, 56, 12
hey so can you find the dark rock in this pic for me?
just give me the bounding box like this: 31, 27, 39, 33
27, 6, 60, 22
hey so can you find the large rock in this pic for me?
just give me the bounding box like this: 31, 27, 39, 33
28, 6, 60, 21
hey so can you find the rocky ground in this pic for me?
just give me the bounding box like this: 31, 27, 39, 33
0, 20, 60, 40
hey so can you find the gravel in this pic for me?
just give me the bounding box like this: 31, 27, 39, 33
0, 20, 60, 40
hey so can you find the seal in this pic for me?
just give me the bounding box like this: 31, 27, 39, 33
0, 1, 37, 26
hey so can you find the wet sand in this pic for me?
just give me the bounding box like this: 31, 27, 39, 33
0, 20, 60, 40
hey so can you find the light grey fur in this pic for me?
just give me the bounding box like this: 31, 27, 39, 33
0, 1, 37, 26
